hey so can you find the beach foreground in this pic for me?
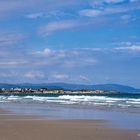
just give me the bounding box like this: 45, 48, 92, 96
0, 109, 139, 140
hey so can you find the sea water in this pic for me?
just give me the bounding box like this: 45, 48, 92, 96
0, 93, 140, 107
0, 93, 140, 130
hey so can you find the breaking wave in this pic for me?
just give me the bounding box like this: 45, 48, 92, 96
0, 94, 140, 108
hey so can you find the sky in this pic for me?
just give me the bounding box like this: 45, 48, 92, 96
0, 0, 140, 88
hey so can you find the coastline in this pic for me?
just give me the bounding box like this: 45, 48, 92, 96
0, 108, 139, 140
0, 88, 125, 94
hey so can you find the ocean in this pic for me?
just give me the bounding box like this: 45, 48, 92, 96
0, 93, 140, 130
0, 93, 140, 107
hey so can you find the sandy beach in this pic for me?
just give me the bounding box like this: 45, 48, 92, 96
0, 108, 140, 140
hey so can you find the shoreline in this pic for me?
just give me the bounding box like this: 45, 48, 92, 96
0, 88, 125, 94
1, 101, 140, 130
0, 108, 140, 140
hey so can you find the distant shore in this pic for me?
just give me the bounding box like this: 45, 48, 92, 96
0, 88, 125, 94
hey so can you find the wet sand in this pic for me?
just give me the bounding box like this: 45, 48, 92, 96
0, 109, 140, 140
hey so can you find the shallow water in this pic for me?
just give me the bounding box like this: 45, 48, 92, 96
0, 93, 140, 130
0, 101, 140, 130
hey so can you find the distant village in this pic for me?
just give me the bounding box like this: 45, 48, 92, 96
0, 87, 121, 94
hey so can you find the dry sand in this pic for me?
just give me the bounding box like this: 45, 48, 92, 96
0, 109, 140, 140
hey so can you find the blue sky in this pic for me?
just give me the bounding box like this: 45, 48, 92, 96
0, 0, 140, 88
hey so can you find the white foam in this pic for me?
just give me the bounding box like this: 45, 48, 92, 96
126, 101, 140, 104
129, 98, 140, 102
0, 95, 140, 107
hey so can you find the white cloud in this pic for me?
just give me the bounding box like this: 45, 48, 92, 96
25, 13, 43, 19
104, 0, 125, 3
63, 58, 97, 68
32, 47, 98, 68
121, 15, 132, 20
0, 45, 140, 84
79, 9, 102, 17
0, 0, 84, 18
0, 1, 24, 13
115, 45, 140, 52
0, 60, 27, 66
25, 71, 45, 79
0, 32, 25, 47
80, 1, 140, 17
113, 41, 133, 46
25, 10, 73, 20
39, 20, 80, 35
90, 0, 126, 7
0, 71, 18, 77
51, 74, 69, 80
35, 48, 54, 56
85, 59, 98, 64
79, 75, 90, 82
80, 48, 104, 51
43, 48, 53, 55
